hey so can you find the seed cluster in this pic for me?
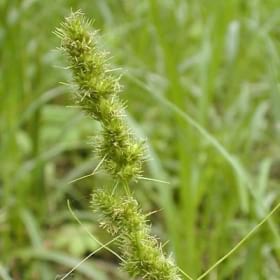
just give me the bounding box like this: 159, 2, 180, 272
92, 190, 181, 280
55, 11, 144, 182
56, 11, 181, 280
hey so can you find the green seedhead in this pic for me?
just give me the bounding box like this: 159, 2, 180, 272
55, 11, 145, 182
56, 10, 181, 279
92, 190, 181, 280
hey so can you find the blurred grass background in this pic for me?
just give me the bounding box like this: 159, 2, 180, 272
0, 0, 280, 279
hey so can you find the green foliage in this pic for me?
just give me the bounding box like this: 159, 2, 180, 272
1, 1, 280, 279
53, 223, 98, 257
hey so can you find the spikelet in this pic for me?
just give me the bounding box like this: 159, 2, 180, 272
55, 10, 145, 182
92, 190, 181, 280
56, 11, 181, 279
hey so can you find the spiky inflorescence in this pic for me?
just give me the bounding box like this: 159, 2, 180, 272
55, 11, 145, 182
92, 190, 181, 280
56, 11, 181, 280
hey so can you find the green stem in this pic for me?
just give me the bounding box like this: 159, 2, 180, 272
197, 201, 280, 280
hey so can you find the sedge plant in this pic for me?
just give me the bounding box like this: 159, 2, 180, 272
55, 11, 181, 280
